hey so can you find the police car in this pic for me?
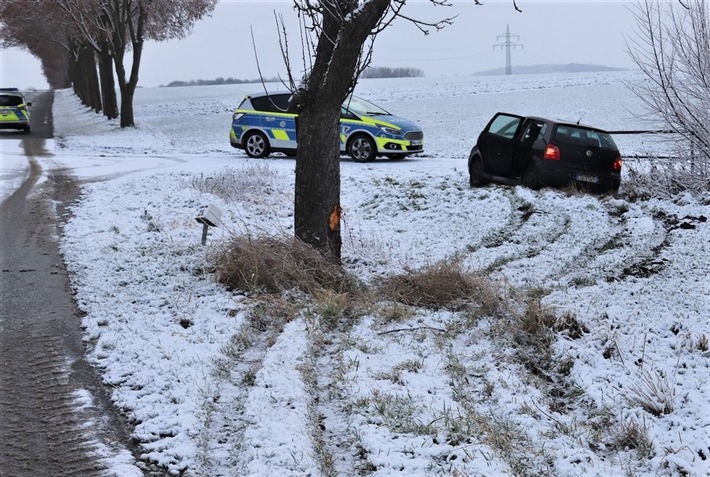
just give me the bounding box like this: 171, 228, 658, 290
0, 88, 32, 133
229, 92, 423, 162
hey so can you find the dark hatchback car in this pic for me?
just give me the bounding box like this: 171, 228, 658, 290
468, 112, 622, 192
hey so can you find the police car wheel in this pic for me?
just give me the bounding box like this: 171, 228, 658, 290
349, 135, 376, 162
244, 132, 270, 158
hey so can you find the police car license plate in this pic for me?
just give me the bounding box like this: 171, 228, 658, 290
410, 140, 422, 146
0, 109, 12, 115
576, 174, 600, 184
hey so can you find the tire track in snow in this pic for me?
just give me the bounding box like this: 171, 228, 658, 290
342, 174, 512, 277
462, 188, 668, 293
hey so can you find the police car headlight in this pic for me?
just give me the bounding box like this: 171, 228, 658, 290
232, 112, 244, 121
378, 125, 402, 136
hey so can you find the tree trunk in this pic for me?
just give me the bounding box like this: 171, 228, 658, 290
113, 4, 144, 128
294, 100, 343, 260
292, 0, 390, 261
114, 43, 140, 128
83, 47, 102, 113
98, 42, 118, 120
72, 45, 102, 113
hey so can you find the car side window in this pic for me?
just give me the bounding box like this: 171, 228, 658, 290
270, 94, 291, 112
489, 115, 522, 140
250, 94, 291, 113
340, 106, 358, 120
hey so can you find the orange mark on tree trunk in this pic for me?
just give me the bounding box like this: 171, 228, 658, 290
329, 204, 342, 231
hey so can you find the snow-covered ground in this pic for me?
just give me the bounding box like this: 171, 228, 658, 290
6, 71, 709, 477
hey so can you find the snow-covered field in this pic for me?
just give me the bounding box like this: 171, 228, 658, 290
12, 71, 710, 476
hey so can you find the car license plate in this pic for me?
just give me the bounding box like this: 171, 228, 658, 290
576, 174, 600, 184
0, 109, 12, 115
410, 140, 422, 146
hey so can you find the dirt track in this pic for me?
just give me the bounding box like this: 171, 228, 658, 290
0, 92, 138, 477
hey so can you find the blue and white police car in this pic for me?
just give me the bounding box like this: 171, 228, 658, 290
229, 92, 423, 162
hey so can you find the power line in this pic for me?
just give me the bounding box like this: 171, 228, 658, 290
493, 24, 524, 75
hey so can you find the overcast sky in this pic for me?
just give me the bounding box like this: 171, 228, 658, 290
1, 1, 640, 89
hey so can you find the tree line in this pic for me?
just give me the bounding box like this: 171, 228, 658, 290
0, 0, 218, 127
164, 66, 424, 88
361, 66, 425, 79
164, 77, 281, 88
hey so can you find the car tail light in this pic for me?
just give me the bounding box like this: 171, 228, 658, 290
613, 155, 623, 172
543, 144, 560, 160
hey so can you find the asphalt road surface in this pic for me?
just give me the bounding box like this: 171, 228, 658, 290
0, 92, 143, 476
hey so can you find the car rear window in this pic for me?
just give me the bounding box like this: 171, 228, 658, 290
250, 94, 291, 113
554, 125, 617, 149
0, 95, 24, 107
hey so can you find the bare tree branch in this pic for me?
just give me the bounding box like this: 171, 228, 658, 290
626, 0, 710, 193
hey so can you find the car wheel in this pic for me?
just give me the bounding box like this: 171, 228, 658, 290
244, 131, 270, 158
348, 135, 377, 162
469, 157, 488, 187
522, 164, 540, 190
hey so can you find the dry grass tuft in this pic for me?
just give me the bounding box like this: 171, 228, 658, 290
607, 417, 654, 458
511, 300, 561, 382
189, 164, 280, 202
627, 370, 679, 417
553, 311, 589, 339
515, 300, 557, 347
209, 234, 355, 296
379, 258, 501, 312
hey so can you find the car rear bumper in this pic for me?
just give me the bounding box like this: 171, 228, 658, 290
540, 163, 621, 190
0, 121, 29, 129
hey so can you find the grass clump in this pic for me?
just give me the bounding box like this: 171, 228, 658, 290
607, 417, 654, 459
190, 164, 280, 202
626, 370, 679, 417
379, 258, 500, 312
210, 234, 355, 296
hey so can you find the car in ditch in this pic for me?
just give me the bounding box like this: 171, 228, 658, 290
229, 92, 424, 162
468, 112, 622, 192
0, 88, 32, 133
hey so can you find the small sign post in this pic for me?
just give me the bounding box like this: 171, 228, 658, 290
195, 204, 223, 245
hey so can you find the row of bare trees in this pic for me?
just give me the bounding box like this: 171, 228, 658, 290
0, 0, 217, 127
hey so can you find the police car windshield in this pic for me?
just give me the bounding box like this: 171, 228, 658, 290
344, 96, 390, 116
0, 95, 24, 107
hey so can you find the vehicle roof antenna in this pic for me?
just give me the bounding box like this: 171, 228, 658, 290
576, 112, 586, 125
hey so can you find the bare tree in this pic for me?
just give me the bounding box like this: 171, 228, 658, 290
56, 0, 119, 118
281, 0, 458, 260
0, 1, 72, 89
626, 0, 710, 192
96, 0, 218, 128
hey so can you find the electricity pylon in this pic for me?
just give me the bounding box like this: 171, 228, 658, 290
493, 24, 524, 75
